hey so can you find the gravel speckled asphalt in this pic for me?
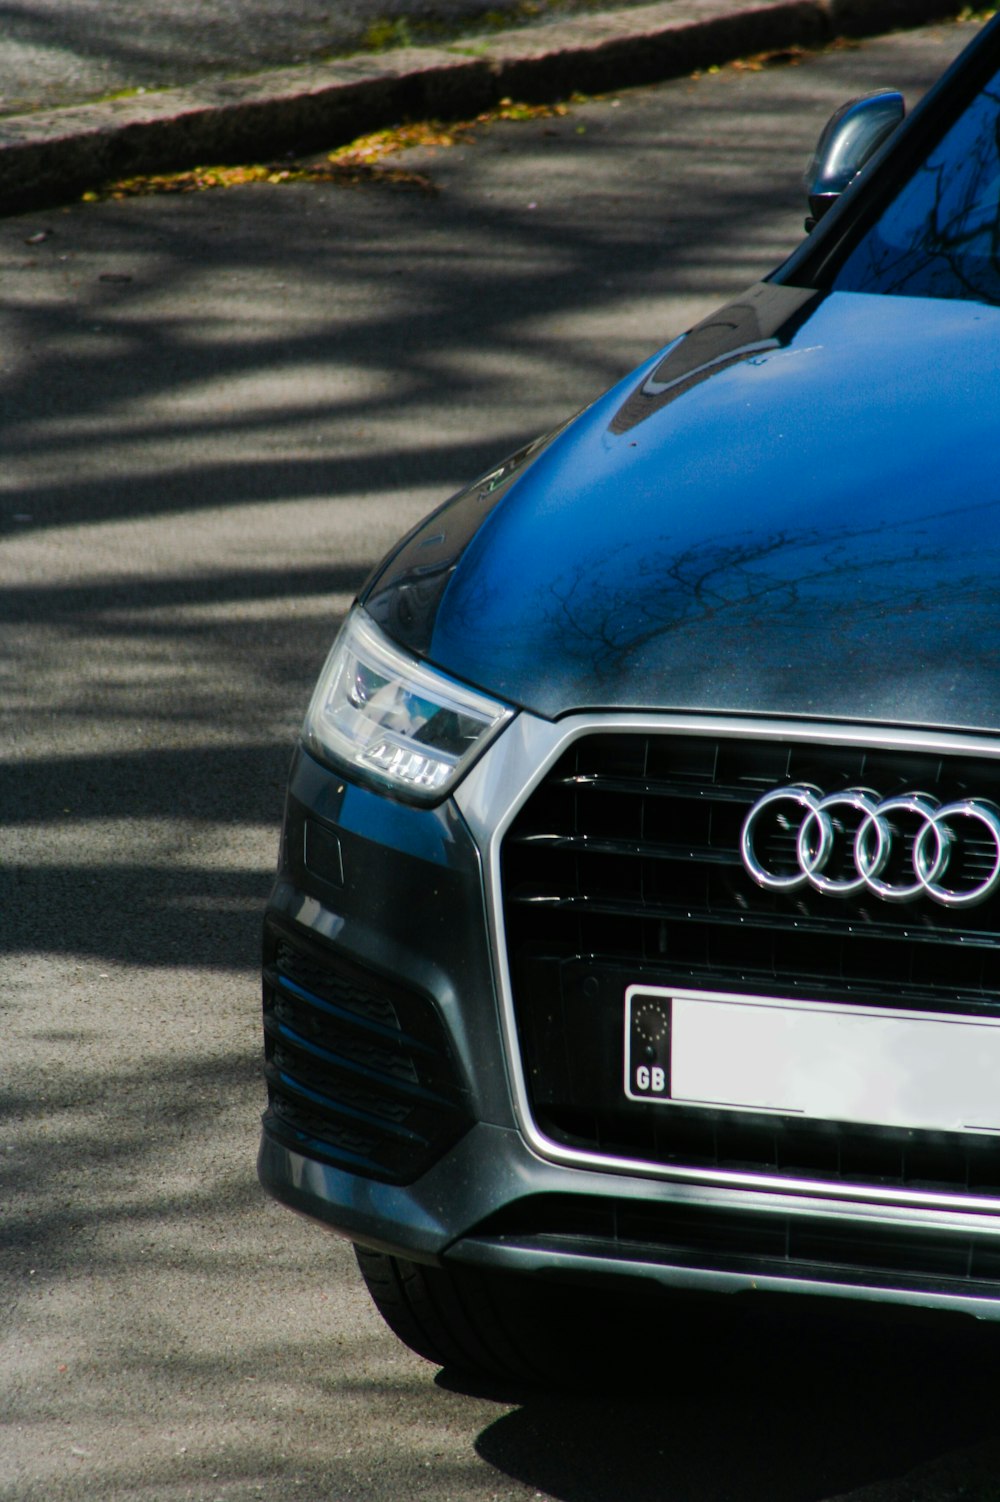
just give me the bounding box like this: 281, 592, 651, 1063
0, 0, 648, 116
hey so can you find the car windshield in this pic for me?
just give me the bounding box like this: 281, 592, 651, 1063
831, 61, 1000, 305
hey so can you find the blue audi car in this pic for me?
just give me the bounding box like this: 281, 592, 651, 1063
258, 16, 1000, 1379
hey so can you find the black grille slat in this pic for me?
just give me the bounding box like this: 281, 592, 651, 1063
507, 832, 744, 868
548, 772, 761, 804
264, 1009, 459, 1109
505, 889, 1000, 954
262, 923, 472, 1184
271, 970, 437, 1055
275, 942, 401, 1027
501, 731, 1000, 1199
267, 1062, 431, 1146
268, 987, 422, 1083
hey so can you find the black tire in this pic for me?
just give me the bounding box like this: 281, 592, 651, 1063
359, 1245, 705, 1387
354, 1247, 557, 1384
354, 1248, 753, 1390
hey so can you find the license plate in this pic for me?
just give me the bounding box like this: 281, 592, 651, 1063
624, 985, 1000, 1135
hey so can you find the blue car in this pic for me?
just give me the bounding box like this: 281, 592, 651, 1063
258, 15, 1000, 1379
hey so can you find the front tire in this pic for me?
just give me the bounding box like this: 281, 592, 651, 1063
354, 1247, 714, 1387
354, 1247, 557, 1383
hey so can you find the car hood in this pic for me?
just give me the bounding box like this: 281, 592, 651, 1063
363, 281, 1000, 732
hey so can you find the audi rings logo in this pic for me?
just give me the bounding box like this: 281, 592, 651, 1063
740, 784, 1000, 908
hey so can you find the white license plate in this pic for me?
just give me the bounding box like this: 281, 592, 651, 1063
624, 985, 1000, 1135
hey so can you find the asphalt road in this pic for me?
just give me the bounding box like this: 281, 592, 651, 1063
0, 0, 654, 116
5, 16, 1000, 1502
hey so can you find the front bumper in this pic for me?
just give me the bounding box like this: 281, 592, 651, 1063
259, 717, 1000, 1322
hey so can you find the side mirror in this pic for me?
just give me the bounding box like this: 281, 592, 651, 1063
804, 90, 905, 230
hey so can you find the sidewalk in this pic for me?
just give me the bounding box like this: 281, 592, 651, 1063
0, 0, 973, 215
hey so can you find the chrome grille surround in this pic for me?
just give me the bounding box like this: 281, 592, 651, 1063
456, 712, 1000, 1220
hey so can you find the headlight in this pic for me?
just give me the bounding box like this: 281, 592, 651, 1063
301, 608, 514, 803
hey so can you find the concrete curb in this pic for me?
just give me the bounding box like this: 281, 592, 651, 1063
0, 0, 972, 216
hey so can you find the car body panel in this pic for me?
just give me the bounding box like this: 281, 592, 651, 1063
366, 281, 1000, 730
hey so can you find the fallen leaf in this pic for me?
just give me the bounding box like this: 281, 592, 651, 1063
87, 98, 571, 202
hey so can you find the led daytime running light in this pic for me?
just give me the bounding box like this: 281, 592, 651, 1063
302, 609, 512, 802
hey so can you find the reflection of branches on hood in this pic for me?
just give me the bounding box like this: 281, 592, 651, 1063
548, 520, 946, 678
656, 529, 802, 610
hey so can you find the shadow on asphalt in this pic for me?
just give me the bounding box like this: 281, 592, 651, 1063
0, 56, 823, 986
458, 1299, 1000, 1501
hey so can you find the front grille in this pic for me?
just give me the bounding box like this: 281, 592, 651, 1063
500, 731, 1000, 1196
262, 921, 472, 1184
